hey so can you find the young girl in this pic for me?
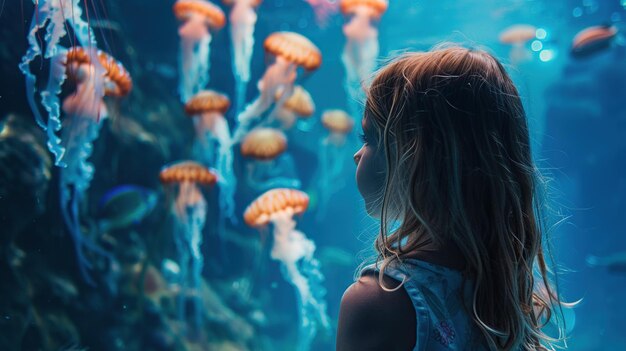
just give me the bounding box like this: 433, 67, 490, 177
337, 46, 569, 350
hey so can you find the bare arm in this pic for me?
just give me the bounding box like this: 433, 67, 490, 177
336, 271, 417, 351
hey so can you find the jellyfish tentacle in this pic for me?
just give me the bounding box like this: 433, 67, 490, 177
19, 1, 52, 129
229, 0, 258, 114
41, 50, 69, 165
233, 57, 297, 142
271, 213, 330, 351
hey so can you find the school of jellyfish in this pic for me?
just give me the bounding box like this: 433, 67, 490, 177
160, 161, 218, 328
241, 128, 300, 191
17, 0, 607, 347
244, 188, 330, 351
316, 110, 354, 219
232, 31, 322, 142
184, 90, 236, 221
173, 0, 226, 103
340, 0, 388, 118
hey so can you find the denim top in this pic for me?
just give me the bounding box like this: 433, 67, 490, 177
362, 259, 490, 351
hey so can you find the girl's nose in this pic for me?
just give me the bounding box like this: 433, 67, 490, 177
353, 151, 362, 165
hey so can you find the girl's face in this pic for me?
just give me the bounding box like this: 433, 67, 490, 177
354, 116, 386, 217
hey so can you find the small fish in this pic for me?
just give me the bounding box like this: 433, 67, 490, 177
89, 19, 123, 33
586, 251, 626, 274
97, 185, 158, 232
146, 62, 177, 79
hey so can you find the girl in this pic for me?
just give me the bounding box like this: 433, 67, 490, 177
337, 46, 570, 350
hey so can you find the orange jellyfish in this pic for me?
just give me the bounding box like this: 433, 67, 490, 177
173, 0, 226, 102
571, 25, 618, 58
185, 90, 236, 220
52, 47, 131, 284
244, 188, 330, 351
316, 110, 354, 218
499, 24, 537, 64
275, 85, 315, 130
241, 127, 300, 191
233, 31, 322, 142
340, 0, 387, 118
223, 0, 262, 114
160, 161, 217, 327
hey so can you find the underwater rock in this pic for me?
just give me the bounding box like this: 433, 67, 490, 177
0, 114, 52, 251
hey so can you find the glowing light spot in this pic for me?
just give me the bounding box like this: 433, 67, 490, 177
572, 7, 583, 17
531, 40, 543, 51
536, 28, 547, 40
539, 49, 554, 62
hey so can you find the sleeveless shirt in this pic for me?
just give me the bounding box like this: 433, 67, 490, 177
362, 259, 490, 351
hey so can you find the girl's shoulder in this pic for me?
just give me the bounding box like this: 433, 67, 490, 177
336, 270, 417, 351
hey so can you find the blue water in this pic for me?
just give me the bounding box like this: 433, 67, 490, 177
1, 0, 625, 350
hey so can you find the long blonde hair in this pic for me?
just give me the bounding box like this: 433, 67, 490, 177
364, 46, 570, 350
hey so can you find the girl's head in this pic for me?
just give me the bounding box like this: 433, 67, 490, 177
355, 46, 566, 350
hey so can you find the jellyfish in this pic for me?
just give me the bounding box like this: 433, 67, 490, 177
339, 0, 387, 119
19, 0, 99, 137
223, 0, 262, 114
498, 24, 537, 65
45, 47, 131, 285
185, 90, 236, 221
303, 0, 339, 26
160, 161, 218, 328
173, 0, 226, 103
275, 85, 315, 131
571, 25, 618, 58
232, 31, 322, 143
240, 128, 300, 191
244, 188, 330, 351
316, 110, 354, 219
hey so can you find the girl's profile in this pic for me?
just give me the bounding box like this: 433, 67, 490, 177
337, 46, 571, 351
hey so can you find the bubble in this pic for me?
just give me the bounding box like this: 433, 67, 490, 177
536, 28, 547, 40
572, 7, 583, 17
539, 49, 555, 62
611, 12, 621, 23
298, 18, 308, 29
531, 40, 543, 51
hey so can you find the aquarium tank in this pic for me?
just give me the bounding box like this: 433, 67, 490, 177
0, 0, 625, 350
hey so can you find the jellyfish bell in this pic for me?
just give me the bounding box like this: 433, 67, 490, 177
321, 109, 354, 145
159, 160, 217, 218
62, 47, 133, 122
184, 90, 237, 220
241, 128, 301, 191
571, 25, 618, 58
275, 85, 315, 130
499, 24, 537, 64
244, 188, 329, 350
233, 32, 321, 142
185, 90, 231, 143
173, 0, 226, 102
241, 127, 288, 160
159, 161, 217, 327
